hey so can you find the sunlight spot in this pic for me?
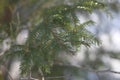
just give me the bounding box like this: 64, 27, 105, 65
110, 29, 120, 51
16, 29, 29, 45
9, 59, 21, 79
99, 33, 111, 51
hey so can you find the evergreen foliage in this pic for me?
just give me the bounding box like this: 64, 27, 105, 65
0, 0, 105, 76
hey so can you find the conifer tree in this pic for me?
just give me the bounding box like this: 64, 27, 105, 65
0, 0, 105, 79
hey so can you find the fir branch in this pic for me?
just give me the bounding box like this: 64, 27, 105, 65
1, 0, 106, 75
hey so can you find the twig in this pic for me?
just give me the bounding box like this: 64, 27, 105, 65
57, 64, 120, 75
28, 70, 32, 80
0, 52, 4, 57
17, 12, 21, 26
96, 69, 120, 74
46, 76, 65, 79
39, 68, 45, 80
95, 71, 101, 80
73, 65, 120, 75
1, 65, 14, 80
20, 68, 39, 80
20, 77, 38, 80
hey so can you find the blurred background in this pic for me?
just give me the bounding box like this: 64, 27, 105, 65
62, 0, 120, 80
0, 0, 120, 80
